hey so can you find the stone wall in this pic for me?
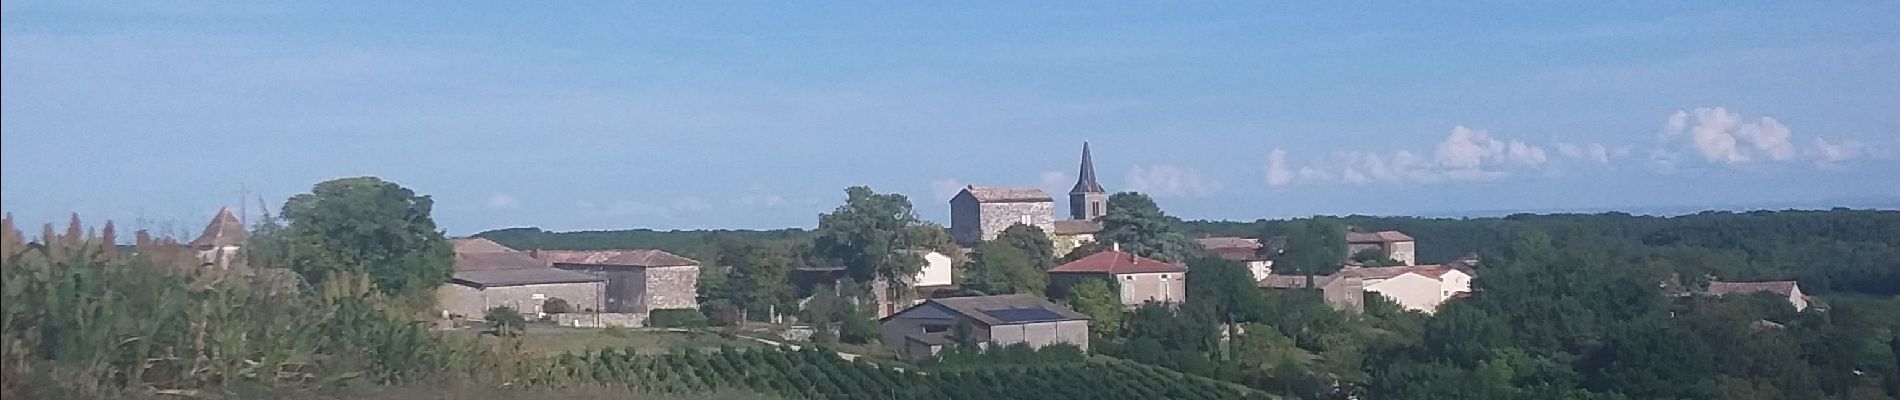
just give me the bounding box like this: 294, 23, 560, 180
643, 265, 700, 310
976, 201, 1054, 241
436, 281, 606, 320
553, 312, 646, 328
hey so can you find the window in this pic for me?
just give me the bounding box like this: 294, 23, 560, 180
1091, 202, 1101, 217
923, 324, 949, 333
1019, 215, 1033, 225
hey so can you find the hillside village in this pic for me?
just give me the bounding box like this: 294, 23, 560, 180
139, 142, 1827, 365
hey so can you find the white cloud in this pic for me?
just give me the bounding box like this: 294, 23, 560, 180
1039, 171, 1071, 196
1435, 125, 1504, 170
1125, 164, 1217, 197
1265, 149, 1293, 186
486, 193, 518, 209
1662, 107, 1796, 164
930, 178, 966, 201
1556, 143, 1612, 164
1811, 137, 1866, 164
735, 193, 788, 208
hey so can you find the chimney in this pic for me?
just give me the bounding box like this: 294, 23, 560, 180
1110, 242, 1120, 252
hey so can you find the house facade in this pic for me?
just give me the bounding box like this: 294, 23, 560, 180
1341, 265, 1471, 313
1047, 247, 1188, 307
1198, 236, 1274, 281
879, 294, 1090, 360
538, 250, 701, 314
1346, 231, 1417, 266
1706, 280, 1811, 311
1259, 274, 1364, 313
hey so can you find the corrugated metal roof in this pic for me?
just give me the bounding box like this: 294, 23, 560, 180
923, 294, 1088, 326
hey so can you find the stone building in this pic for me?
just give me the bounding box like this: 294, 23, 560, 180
1047, 246, 1188, 307
1259, 274, 1364, 313
879, 294, 1090, 360
189, 207, 246, 269
1346, 230, 1416, 266
1705, 280, 1811, 311
1198, 236, 1275, 281
949, 186, 1055, 246
538, 250, 701, 314
1068, 142, 1109, 221
437, 238, 606, 319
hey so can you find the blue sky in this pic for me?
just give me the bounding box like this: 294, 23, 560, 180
4, 2, 1897, 236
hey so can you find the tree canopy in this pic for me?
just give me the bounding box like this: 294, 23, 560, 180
811, 186, 940, 288
1097, 192, 1199, 263
273, 177, 452, 297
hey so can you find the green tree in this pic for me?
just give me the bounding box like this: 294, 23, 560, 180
962, 240, 1046, 295
812, 186, 933, 291
1097, 192, 1198, 263
1063, 278, 1123, 338
484, 306, 527, 337
719, 240, 797, 322
279, 177, 452, 297
1276, 218, 1346, 278
997, 224, 1055, 270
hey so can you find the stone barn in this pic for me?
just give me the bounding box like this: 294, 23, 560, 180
949, 186, 1055, 246
437, 246, 605, 319
538, 250, 701, 314
879, 294, 1090, 360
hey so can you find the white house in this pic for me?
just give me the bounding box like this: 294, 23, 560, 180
1342, 265, 1472, 313
912, 250, 956, 288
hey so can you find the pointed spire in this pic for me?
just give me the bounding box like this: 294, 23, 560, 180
1070, 142, 1105, 194
190, 207, 247, 247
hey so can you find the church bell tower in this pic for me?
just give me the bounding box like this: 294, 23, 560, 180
1069, 142, 1108, 220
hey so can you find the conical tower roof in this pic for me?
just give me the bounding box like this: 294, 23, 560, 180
1070, 142, 1105, 194
190, 207, 247, 247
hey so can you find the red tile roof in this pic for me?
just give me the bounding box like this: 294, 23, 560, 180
190, 207, 247, 247
1048, 250, 1186, 274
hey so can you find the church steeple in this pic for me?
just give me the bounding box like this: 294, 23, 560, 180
1070, 142, 1105, 194
1069, 142, 1108, 220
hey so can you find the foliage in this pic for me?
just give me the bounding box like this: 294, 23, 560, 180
1097, 192, 1200, 263
649, 309, 710, 328
486, 307, 529, 337
960, 230, 1051, 296
543, 298, 574, 314
1275, 218, 1347, 275
709, 240, 797, 322
811, 186, 939, 290
1063, 278, 1125, 338
275, 177, 452, 297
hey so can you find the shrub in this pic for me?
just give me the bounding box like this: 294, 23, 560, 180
543, 297, 573, 314
485, 306, 528, 337
650, 308, 709, 328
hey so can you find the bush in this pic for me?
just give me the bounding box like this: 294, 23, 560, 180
650, 308, 709, 328
543, 297, 573, 314
485, 306, 527, 337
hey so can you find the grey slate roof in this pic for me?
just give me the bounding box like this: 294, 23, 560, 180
924, 294, 1088, 326
190, 207, 247, 247
451, 268, 604, 288
452, 237, 517, 253
1070, 142, 1105, 194
957, 186, 1054, 203
1706, 281, 1801, 297
1051, 220, 1103, 235
454, 251, 550, 271
537, 249, 700, 268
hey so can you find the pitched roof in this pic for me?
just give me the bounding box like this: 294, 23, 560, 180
451, 268, 604, 288
924, 294, 1088, 326
537, 249, 700, 268
190, 207, 247, 247
452, 237, 517, 253
1706, 281, 1801, 297
1049, 249, 1187, 274
1051, 220, 1103, 235
1070, 142, 1105, 194
1259, 274, 1346, 289
1339, 265, 1456, 281
454, 251, 550, 271
1346, 230, 1414, 243
1197, 237, 1261, 250
956, 186, 1053, 203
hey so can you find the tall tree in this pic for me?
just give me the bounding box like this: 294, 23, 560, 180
1, 213, 20, 257
63, 213, 83, 251
1097, 192, 1198, 263
279, 177, 452, 297
1276, 218, 1347, 278
1063, 278, 1123, 338
996, 224, 1055, 269
811, 186, 931, 290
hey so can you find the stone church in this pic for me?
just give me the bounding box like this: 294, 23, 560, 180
950, 142, 1108, 249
